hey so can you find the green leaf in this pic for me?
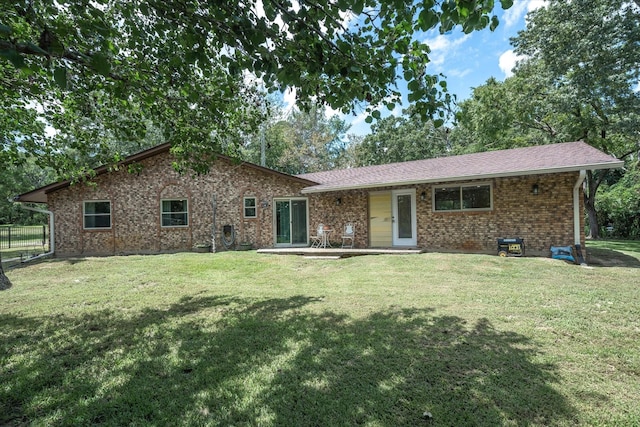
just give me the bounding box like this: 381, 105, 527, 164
1, 49, 25, 68
25, 42, 49, 56
418, 9, 439, 31
91, 53, 111, 76
53, 67, 67, 89
0, 24, 12, 36
490, 15, 500, 31
500, 0, 514, 9
407, 79, 421, 92
352, 0, 364, 15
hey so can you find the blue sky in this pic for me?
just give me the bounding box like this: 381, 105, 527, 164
283, 0, 547, 136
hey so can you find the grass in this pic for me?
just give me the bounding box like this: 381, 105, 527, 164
1, 242, 639, 426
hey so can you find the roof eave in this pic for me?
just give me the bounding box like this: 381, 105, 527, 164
15, 143, 317, 203
300, 161, 625, 194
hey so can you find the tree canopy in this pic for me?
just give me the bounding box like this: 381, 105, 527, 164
242, 106, 351, 175
353, 108, 451, 166
453, 0, 640, 238
1, 0, 513, 176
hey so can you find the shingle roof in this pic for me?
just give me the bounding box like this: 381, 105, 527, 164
297, 141, 624, 193
15, 143, 315, 203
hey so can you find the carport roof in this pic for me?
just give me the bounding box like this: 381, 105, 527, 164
297, 141, 624, 193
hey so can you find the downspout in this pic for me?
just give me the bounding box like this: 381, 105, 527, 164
573, 170, 587, 266
14, 202, 55, 261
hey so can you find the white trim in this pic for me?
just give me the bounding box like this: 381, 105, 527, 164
83, 200, 112, 230
160, 199, 189, 228
392, 189, 417, 247
432, 182, 493, 212
300, 162, 624, 194
272, 197, 309, 247
574, 170, 586, 246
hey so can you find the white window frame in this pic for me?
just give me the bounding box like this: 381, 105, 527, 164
243, 196, 257, 218
161, 199, 189, 228
83, 200, 112, 230
432, 182, 493, 212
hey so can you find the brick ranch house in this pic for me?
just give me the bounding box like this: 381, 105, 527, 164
16, 141, 622, 257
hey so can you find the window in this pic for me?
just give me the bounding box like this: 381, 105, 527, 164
434, 184, 492, 212
84, 201, 111, 229
161, 199, 188, 227
243, 197, 257, 218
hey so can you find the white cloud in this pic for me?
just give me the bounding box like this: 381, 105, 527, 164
503, 1, 549, 28
448, 68, 473, 79
502, 1, 529, 28
423, 34, 471, 70
498, 49, 524, 78
282, 87, 297, 113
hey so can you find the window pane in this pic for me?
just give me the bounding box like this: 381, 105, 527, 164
244, 197, 257, 217
162, 200, 186, 213
85, 201, 110, 215
462, 185, 491, 209
161, 199, 188, 226
84, 201, 111, 228
162, 213, 188, 226
434, 187, 461, 211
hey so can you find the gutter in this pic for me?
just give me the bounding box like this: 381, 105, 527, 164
13, 201, 55, 262
573, 170, 587, 266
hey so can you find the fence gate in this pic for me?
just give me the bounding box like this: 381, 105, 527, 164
0, 225, 49, 251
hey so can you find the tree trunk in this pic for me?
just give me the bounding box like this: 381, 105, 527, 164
585, 195, 600, 240
584, 170, 605, 240
0, 253, 12, 290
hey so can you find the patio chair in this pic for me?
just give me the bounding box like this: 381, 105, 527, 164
341, 222, 355, 249
310, 223, 325, 248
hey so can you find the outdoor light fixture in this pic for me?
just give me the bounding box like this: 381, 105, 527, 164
336, 197, 342, 206
260, 200, 269, 208
420, 191, 427, 201
532, 184, 540, 195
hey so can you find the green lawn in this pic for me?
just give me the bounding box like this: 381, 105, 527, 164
1, 243, 639, 426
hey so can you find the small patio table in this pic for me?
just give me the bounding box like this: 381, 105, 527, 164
321, 228, 332, 248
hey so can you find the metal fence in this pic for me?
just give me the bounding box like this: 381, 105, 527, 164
0, 225, 49, 250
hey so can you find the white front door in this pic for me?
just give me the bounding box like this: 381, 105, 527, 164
392, 189, 417, 246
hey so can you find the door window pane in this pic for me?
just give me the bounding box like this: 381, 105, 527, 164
276, 201, 290, 244
291, 200, 308, 244
397, 194, 413, 238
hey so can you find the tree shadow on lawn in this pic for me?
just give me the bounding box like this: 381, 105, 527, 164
586, 247, 640, 268
1, 295, 578, 426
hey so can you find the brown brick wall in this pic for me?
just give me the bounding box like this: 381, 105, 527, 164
50, 152, 308, 255
307, 172, 584, 256
49, 150, 583, 257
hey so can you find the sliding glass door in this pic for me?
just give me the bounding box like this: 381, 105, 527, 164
274, 198, 308, 246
